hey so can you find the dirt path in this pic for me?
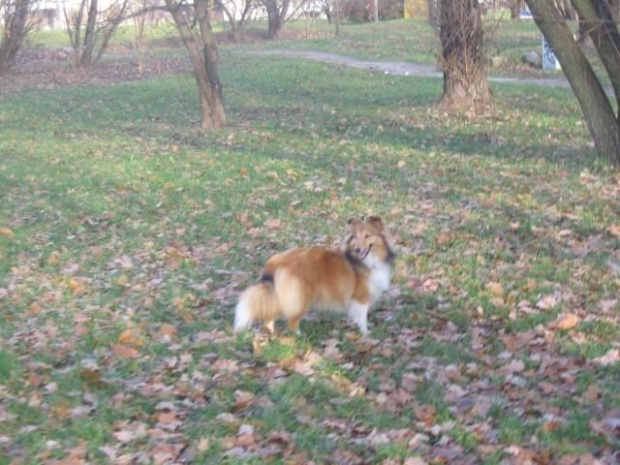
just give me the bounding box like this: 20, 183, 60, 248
260, 50, 576, 90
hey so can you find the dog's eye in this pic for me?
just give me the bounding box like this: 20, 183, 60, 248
364, 234, 370, 239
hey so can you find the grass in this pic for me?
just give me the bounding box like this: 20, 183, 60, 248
1, 18, 620, 464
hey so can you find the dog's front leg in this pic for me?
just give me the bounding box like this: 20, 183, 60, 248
348, 300, 370, 334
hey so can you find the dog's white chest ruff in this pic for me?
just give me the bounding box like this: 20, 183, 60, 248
366, 258, 392, 304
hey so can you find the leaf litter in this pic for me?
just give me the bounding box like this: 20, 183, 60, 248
1, 35, 620, 465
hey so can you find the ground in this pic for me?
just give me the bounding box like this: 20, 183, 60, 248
1, 18, 619, 465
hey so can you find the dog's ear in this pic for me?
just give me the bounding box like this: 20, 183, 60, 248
347, 217, 363, 231
366, 215, 385, 232
367, 216, 397, 253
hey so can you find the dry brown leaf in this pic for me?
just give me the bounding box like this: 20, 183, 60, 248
413, 404, 436, 426
549, 313, 580, 331
112, 344, 141, 359
68, 278, 87, 295
153, 411, 177, 424
233, 390, 255, 412
434, 231, 454, 247
593, 349, 619, 366
607, 224, 620, 238
264, 218, 282, 230
537, 295, 558, 310
500, 359, 525, 375
215, 242, 230, 254
404, 458, 428, 465
117, 330, 141, 346
212, 359, 239, 373
581, 384, 600, 403
486, 282, 504, 297
155, 323, 177, 342
542, 419, 560, 433
47, 251, 61, 265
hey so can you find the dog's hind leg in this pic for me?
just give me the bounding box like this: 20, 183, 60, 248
263, 320, 276, 335
275, 270, 308, 335
287, 314, 304, 335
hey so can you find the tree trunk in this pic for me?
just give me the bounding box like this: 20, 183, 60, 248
429, 0, 439, 26
195, 0, 225, 126
230, 23, 241, 42
578, 15, 594, 46
0, 0, 32, 76
563, 0, 577, 18
218, 0, 253, 42
166, 0, 225, 128
264, 0, 290, 40
81, 0, 99, 66
324, 2, 332, 24
572, 0, 620, 111
510, 0, 522, 18
439, 0, 491, 108
525, 0, 620, 166
334, 0, 340, 35
265, 0, 282, 39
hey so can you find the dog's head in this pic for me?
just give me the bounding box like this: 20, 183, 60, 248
345, 216, 396, 266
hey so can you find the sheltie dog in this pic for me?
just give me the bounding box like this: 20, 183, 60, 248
234, 216, 395, 335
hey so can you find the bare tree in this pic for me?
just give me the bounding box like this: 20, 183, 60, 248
262, 0, 308, 39
263, 0, 290, 39
217, 0, 254, 41
334, 0, 339, 35
166, 0, 226, 127
525, 0, 620, 166
509, 0, 522, 18
438, 0, 491, 108
0, 0, 37, 76
131, 0, 157, 74
556, 0, 577, 18
319, 0, 332, 22
64, 0, 130, 67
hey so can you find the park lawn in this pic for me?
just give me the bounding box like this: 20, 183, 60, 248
31, 17, 541, 65
1, 47, 619, 464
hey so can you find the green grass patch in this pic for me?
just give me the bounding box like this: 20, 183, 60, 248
2, 22, 619, 463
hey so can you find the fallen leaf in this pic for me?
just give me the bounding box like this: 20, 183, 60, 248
233, 390, 255, 412
155, 323, 177, 342
112, 344, 141, 359
47, 251, 61, 265
68, 278, 86, 295
413, 404, 436, 427
404, 458, 428, 465
264, 218, 282, 230
79, 369, 106, 388
212, 359, 239, 373
607, 224, 620, 238
593, 349, 619, 366
537, 295, 557, 310
486, 282, 504, 297
542, 419, 560, 433
549, 313, 580, 330
581, 384, 600, 403
500, 359, 525, 375
216, 412, 239, 425
215, 242, 230, 254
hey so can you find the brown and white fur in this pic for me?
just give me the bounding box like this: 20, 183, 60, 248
234, 216, 395, 334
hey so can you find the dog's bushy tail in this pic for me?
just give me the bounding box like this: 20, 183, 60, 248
234, 280, 279, 332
